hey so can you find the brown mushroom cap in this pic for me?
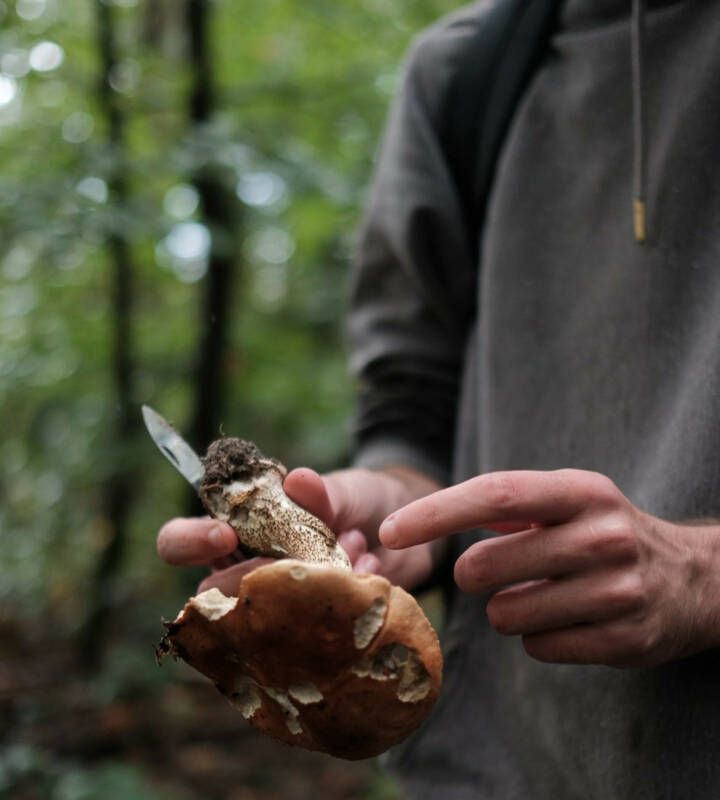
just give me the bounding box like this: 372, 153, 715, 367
159, 560, 443, 760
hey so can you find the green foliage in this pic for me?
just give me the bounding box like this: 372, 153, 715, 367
0, 0, 457, 621
0, 744, 185, 800
1, 7, 460, 795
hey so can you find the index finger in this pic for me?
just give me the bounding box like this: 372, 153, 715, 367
379, 469, 617, 548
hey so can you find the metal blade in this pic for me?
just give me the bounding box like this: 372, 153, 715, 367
141, 405, 205, 490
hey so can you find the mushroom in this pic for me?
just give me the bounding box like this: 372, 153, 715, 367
157, 437, 443, 760
198, 437, 350, 569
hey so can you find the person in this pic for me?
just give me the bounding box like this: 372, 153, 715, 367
157, 0, 720, 796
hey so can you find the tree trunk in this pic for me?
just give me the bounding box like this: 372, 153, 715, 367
79, 0, 137, 669
184, 0, 242, 513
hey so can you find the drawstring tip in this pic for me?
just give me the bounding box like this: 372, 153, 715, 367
633, 198, 647, 243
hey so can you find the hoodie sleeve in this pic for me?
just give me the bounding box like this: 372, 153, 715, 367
348, 19, 481, 486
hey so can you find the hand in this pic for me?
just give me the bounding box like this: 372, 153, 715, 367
378, 468, 720, 667
156, 516, 274, 596
283, 466, 443, 591
156, 464, 442, 595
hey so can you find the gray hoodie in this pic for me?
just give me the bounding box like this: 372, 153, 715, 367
350, 0, 720, 797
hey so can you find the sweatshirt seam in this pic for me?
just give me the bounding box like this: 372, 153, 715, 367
557, 0, 686, 38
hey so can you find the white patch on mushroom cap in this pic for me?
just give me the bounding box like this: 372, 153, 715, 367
190, 588, 237, 620
353, 597, 388, 649
264, 687, 304, 736
396, 648, 431, 703
289, 564, 307, 580
288, 681, 324, 705
229, 675, 262, 719
286, 717, 303, 736
352, 653, 390, 681
352, 643, 431, 703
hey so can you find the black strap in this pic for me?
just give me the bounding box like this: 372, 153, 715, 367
439, 0, 563, 259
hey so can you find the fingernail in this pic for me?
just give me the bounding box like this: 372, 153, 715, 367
380, 516, 398, 548
208, 525, 224, 548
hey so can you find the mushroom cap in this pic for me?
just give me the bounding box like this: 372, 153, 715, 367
159, 560, 443, 760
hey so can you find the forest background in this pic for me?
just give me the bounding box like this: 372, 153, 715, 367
0, 0, 457, 797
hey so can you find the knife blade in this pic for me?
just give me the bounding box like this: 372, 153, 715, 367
142, 405, 205, 490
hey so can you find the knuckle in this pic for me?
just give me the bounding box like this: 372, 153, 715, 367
553, 468, 586, 488
483, 473, 521, 511
640, 625, 661, 656
605, 572, 648, 611
561, 469, 619, 505
606, 525, 639, 560
420, 498, 441, 529
586, 471, 620, 500
628, 616, 661, 656
583, 515, 639, 562
609, 527, 639, 561
607, 619, 658, 663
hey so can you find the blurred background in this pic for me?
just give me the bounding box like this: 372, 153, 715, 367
0, 0, 456, 797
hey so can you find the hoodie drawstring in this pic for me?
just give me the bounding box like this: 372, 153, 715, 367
631, 0, 647, 243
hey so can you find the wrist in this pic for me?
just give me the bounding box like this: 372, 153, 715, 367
380, 464, 444, 505
661, 518, 720, 659
691, 521, 720, 652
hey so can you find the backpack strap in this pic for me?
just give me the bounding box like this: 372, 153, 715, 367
439, 0, 563, 255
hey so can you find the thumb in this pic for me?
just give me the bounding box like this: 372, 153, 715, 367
283, 468, 336, 528
284, 467, 367, 535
